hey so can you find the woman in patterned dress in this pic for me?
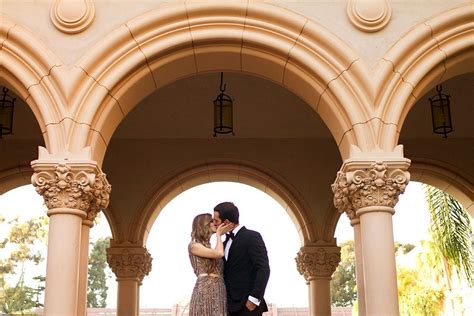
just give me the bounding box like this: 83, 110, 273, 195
188, 213, 232, 315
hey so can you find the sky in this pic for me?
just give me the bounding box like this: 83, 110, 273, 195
0, 181, 432, 308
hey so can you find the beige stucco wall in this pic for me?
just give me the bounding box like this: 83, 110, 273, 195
271, 0, 469, 66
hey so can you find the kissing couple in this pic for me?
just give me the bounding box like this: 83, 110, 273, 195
188, 202, 270, 316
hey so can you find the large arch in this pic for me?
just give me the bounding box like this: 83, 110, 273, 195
68, 1, 374, 164
373, 4, 473, 150
120, 160, 315, 247
0, 16, 68, 153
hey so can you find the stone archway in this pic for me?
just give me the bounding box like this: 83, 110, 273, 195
2, 2, 470, 316
67, 1, 374, 164
138, 179, 308, 311
0, 16, 68, 153
374, 4, 472, 150
127, 160, 314, 246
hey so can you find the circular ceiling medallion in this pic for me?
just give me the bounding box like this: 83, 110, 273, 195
347, 0, 391, 33
50, 0, 95, 34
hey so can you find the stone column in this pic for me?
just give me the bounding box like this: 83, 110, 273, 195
350, 217, 366, 316
332, 159, 410, 316
296, 244, 341, 316
77, 216, 94, 316
31, 156, 111, 316
107, 244, 152, 316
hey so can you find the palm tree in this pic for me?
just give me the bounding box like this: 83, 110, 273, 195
424, 184, 474, 314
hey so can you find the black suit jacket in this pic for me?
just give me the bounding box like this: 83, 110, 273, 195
224, 226, 270, 313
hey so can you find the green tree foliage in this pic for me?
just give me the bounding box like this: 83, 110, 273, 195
398, 185, 474, 315
423, 185, 474, 314
397, 240, 446, 315
398, 265, 444, 315
424, 185, 474, 286
394, 242, 415, 255
87, 237, 111, 308
0, 216, 48, 314
331, 240, 357, 307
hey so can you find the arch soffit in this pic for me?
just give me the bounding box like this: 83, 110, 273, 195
69, 1, 375, 164
409, 159, 474, 217
0, 165, 32, 195
373, 4, 473, 150
0, 16, 68, 153
122, 161, 315, 247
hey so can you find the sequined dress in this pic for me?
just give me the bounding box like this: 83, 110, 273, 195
188, 241, 227, 316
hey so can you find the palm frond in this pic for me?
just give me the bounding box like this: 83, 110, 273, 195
424, 184, 474, 286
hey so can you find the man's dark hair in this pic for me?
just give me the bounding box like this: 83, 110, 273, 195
214, 202, 239, 224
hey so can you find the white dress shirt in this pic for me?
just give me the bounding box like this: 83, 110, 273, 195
224, 225, 242, 260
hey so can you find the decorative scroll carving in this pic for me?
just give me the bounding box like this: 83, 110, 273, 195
296, 246, 341, 280
332, 170, 356, 219
107, 247, 152, 282
332, 161, 410, 218
87, 171, 111, 220
31, 163, 110, 218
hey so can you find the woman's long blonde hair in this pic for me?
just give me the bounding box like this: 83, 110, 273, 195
191, 213, 213, 247
190, 213, 218, 272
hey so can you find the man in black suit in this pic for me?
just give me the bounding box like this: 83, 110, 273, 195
213, 202, 270, 316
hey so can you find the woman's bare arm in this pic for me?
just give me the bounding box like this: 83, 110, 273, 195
190, 223, 232, 258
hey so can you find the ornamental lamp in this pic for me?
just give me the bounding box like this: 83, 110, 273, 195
0, 87, 16, 138
213, 72, 234, 137
429, 85, 453, 138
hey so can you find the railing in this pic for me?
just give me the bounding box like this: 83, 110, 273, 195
30, 306, 353, 315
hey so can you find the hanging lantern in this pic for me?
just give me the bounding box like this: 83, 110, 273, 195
429, 85, 453, 138
0, 87, 16, 138
213, 72, 234, 137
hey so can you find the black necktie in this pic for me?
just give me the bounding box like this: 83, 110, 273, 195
225, 232, 234, 242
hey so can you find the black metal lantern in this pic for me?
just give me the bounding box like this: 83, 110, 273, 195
0, 87, 16, 138
213, 72, 234, 137
429, 85, 453, 138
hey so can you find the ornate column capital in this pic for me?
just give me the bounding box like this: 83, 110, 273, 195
332, 159, 410, 218
107, 244, 152, 283
30, 147, 111, 219
295, 244, 341, 281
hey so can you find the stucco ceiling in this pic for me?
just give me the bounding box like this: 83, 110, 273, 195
112, 71, 473, 141
113, 72, 331, 139
400, 72, 474, 139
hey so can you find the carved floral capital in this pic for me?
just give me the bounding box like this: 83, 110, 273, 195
31, 162, 111, 217
107, 247, 152, 282
332, 161, 410, 219
296, 246, 341, 280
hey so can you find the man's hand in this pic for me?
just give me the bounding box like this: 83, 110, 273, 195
245, 300, 257, 311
